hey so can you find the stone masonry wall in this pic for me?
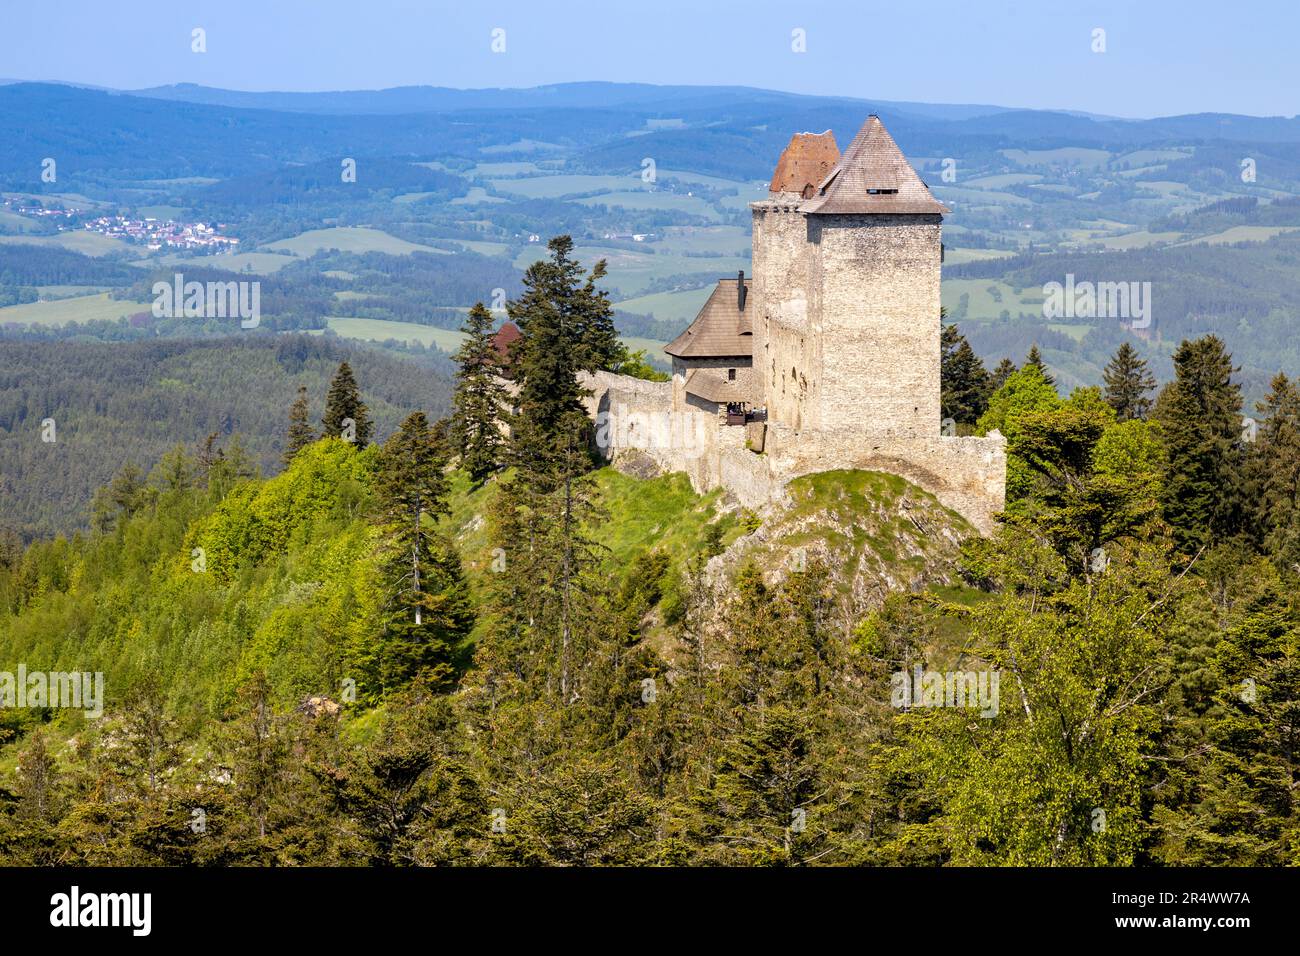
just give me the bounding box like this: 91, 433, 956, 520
752, 200, 821, 430
581, 371, 1006, 535
808, 214, 943, 435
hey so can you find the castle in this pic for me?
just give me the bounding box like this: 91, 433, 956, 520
583, 115, 1007, 534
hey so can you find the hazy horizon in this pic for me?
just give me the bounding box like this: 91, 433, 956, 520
3, 0, 1295, 120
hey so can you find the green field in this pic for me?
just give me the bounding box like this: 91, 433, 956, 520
658, 169, 762, 190
942, 279, 1043, 319
515, 244, 750, 297
450, 187, 509, 206
576, 190, 721, 219
614, 286, 713, 324
656, 225, 749, 256
449, 239, 513, 257
1115, 148, 1193, 166
0, 231, 131, 256
1001, 147, 1112, 169
943, 247, 1017, 266
263, 227, 449, 257
326, 317, 466, 352
964, 173, 1043, 189
1177, 225, 1300, 247
0, 210, 40, 233
0, 292, 152, 327
1136, 181, 1197, 199
468, 162, 541, 177
932, 185, 1031, 207
35, 284, 110, 298
488, 174, 637, 199
620, 336, 670, 365
1098, 230, 1184, 250
142, 251, 299, 274
1047, 322, 1091, 342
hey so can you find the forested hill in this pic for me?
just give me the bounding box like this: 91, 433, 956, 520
0, 335, 453, 539
3, 237, 1300, 867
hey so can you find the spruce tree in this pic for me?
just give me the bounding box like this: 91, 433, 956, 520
451, 302, 508, 486
1248, 373, 1300, 564
1102, 342, 1156, 421
322, 361, 373, 448
1151, 581, 1300, 865
1024, 345, 1055, 387
367, 412, 472, 696
940, 323, 991, 426
508, 235, 619, 453
1151, 335, 1245, 552
987, 358, 1017, 397
283, 384, 316, 466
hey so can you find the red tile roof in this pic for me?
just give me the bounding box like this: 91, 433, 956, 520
769, 131, 840, 197
491, 321, 521, 364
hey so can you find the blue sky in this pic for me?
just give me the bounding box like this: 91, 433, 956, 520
3, 0, 1295, 119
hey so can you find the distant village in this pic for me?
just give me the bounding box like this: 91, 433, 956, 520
1, 197, 239, 251
81, 215, 240, 251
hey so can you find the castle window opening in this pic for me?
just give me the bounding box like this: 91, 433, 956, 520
728, 368, 736, 381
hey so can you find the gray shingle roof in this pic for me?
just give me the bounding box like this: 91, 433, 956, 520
684, 366, 756, 404
664, 278, 753, 359
801, 115, 948, 216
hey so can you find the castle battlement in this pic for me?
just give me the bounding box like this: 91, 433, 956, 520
588, 114, 1006, 534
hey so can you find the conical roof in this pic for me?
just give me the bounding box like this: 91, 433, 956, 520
769, 131, 840, 196
800, 115, 948, 215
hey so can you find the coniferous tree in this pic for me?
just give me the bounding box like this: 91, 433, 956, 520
321, 361, 373, 448
940, 323, 991, 426
1152, 335, 1245, 552
1151, 581, 1300, 865
1024, 345, 1055, 387
508, 235, 619, 453
283, 384, 316, 466
1103, 342, 1156, 421
1247, 373, 1300, 564
451, 303, 508, 486
987, 357, 1017, 397
366, 412, 472, 696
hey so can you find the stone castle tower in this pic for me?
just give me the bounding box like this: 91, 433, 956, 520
752, 116, 946, 436
587, 114, 1006, 534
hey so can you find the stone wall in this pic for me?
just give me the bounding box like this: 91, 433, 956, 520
752, 200, 821, 430
581, 371, 1006, 535
809, 214, 943, 435
762, 423, 1006, 535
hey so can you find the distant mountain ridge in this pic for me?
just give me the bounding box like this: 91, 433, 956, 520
85, 80, 1028, 121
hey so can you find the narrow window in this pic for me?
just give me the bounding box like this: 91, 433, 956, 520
728, 368, 736, 381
